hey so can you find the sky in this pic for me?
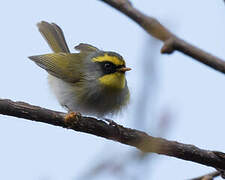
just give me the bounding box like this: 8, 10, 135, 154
0, 0, 225, 179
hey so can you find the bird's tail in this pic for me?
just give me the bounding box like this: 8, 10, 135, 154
37, 21, 70, 53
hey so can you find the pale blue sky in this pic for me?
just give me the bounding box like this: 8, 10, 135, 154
0, 0, 225, 179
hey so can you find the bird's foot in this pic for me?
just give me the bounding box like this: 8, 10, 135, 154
64, 112, 82, 128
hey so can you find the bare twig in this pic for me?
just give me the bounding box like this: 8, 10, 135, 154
190, 171, 221, 180
0, 98, 225, 171
100, 0, 225, 74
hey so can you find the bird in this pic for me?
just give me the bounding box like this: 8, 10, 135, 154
29, 21, 131, 119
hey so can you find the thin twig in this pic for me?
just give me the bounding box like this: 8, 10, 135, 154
0, 98, 225, 171
100, 0, 225, 74
190, 171, 221, 180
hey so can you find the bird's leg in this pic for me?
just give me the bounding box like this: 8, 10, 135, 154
65, 111, 81, 122
64, 105, 81, 126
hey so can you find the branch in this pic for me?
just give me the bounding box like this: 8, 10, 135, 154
190, 171, 221, 180
100, 0, 225, 74
0, 98, 225, 171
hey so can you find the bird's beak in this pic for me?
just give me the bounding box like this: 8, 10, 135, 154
117, 67, 132, 73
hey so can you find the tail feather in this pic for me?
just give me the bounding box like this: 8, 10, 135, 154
37, 21, 70, 53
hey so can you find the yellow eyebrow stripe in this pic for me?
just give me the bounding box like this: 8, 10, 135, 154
92, 53, 125, 66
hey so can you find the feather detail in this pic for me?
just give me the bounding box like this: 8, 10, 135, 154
37, 21, 70, 53
29, 53, 85, 83
74, 43, 99, 53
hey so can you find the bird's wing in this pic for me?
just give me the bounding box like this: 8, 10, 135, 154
29, 53, 85, 83
74, 43, 99, 53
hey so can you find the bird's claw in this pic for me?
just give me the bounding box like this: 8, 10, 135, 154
65, 111, 81, 127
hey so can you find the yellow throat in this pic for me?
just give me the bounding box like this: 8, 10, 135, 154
99, 72, 125, 89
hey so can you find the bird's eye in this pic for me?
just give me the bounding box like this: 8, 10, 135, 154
103, 62, 116, 74
104, 63, 112, 73
104, 63, 111, 69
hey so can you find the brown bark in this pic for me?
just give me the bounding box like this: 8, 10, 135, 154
101, 0, 225, 74
0, 98, 225, 171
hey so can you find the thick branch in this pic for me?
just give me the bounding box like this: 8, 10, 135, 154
191, 171, 221, 180
100, 0, 225, 74
0, 98, 225, 171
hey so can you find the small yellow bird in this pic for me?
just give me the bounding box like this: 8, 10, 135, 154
29, 21, 131, 117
